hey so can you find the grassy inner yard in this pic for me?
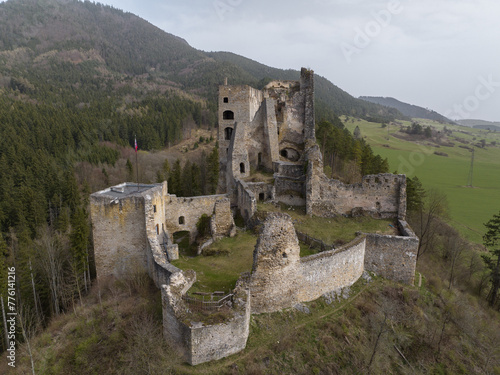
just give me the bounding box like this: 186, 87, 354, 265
172, 204, 397, 293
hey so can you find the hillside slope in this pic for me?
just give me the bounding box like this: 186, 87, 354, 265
457, 119, 500, 131
0, 0, 404, 122
360, 96, 453, 124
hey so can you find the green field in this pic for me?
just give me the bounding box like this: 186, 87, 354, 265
343, 117, 500, 243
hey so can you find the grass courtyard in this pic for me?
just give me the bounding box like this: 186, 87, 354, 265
172, 204, 397, 293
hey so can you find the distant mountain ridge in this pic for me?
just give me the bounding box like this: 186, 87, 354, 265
0, 0, 404, 123
456, 119, 500, 131
359, 96, 454, 124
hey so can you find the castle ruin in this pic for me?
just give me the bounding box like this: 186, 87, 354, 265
90, 68, 418, 365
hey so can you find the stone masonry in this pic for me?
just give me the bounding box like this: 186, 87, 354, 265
90, 67, 419, 366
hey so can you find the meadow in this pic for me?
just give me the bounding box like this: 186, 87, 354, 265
343, 117, 500, 243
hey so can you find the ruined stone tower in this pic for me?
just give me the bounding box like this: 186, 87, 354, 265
218, 68, 315, 198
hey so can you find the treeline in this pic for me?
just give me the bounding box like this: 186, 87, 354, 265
316, 119, 389, 182
156, 147, 219, 197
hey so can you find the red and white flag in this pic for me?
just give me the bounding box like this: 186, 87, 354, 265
134, 136, 138, 152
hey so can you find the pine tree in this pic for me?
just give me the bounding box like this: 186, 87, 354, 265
207, 146, 219, 194
168, 159, 182, 195
353, 125, 361, 139
126, 158, 133, 181
482, 211, 500, 308
406, 176, 425, 212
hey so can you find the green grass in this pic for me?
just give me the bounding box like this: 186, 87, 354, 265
258, 202, 397, 246
171, 205, 396, 292
342, 117, 500, 243
171, 231, 257, 293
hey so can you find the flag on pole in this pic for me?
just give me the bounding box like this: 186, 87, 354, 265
134, 136, 138, 152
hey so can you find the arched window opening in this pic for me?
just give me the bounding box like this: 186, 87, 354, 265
156, 224, 159, 235
223, 110, 234, 120
224, 127, 233, 140
280, 148, 300, 162
179, 216, 185, 225
240, 163, 245, 174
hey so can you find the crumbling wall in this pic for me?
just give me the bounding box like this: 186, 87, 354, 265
364, 220, 419, 285
247, 213, 365, 313
274, 176, 305, 206
146, 237, 182, 288
90, 192, 148, 279
273, 161, 304, 178
211, 197, 236, 239
246, 182, 274, 202
165, 194, 232, 242
301, 68, 315, 141
306, 145, 406, 218
262, 97, 280, 170
236, 179, 257, 221
297, 237, 365, 303
162, 279, 251, 365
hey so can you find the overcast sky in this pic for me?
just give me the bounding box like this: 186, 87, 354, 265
97, 1, 500, 121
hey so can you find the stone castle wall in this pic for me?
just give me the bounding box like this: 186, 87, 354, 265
236, 179, 257, 221
364, 220, 418, 284
91, 184, 234, 280
246, 213, 365, 313
306, 145, 406, 219
162, 275, 251, 366
90, 187, 149, 279
246, 182, 274, 202
274, 175, 305, 206
164, 194, 232, 242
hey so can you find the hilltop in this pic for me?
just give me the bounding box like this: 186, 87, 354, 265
457, 119, 500, 131
360, 96, 454, 124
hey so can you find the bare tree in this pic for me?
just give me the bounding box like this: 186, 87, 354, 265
34, 226, 69, 316
18, 303, 38, 375
441, 227, 466, 289
409, 189, 448, 258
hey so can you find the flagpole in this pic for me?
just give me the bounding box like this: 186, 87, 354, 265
135, 135, 139, 191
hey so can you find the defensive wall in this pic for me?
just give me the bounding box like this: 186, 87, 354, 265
306, 145, 407, 220
164, 194, 234, 243
156, 211, 418, 364
244, 213, 365, 313
162, 277, 251, 366
90, 67, 419, 366
364, 220, 418, 284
